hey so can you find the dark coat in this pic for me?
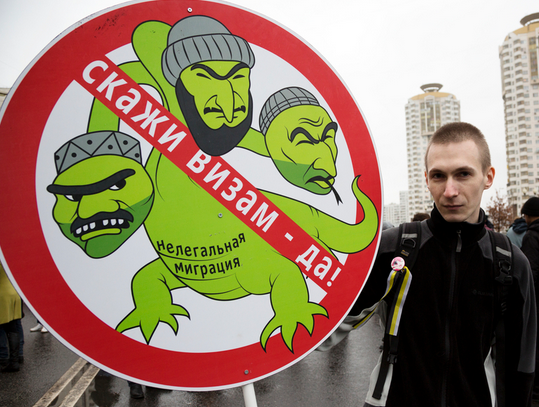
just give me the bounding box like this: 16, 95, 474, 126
521, 219, 539, 284
354, 206, 536, 407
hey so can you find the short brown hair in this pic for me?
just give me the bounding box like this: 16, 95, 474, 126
425, 122, 491, 173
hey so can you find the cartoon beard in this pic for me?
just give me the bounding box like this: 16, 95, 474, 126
175, 80, 254, 156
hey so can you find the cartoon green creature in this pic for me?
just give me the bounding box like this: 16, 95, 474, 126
47, 132, 154, 258
260, 87, 341, 202
113, 153, 377, 351
48, 131, 379, 351
76, 15, 379, 351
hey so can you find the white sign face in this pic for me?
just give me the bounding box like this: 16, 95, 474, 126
0, 0, 382, 390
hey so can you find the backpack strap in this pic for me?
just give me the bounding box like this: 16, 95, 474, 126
372, 222, 421, 400
488, 230, 513, 407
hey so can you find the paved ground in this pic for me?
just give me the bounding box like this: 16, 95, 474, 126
4, 306, 538, 407
0, 305, 79, 406
0, 304, 383, 407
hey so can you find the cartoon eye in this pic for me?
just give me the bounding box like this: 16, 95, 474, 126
296, 139, 315, 146
321, 132, 335, 142
65, 194, 82, 202
196, 73, 210, 79
233, 74, 245, 79
109, 179, 127, 191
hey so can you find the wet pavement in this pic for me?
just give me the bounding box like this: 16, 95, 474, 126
0, 304, 383, 406
0, 305, 79, 406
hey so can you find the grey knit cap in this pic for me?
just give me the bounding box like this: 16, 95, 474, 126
53, 131, 142, 174
162, 16, 255, 86
259, 87, 320, 135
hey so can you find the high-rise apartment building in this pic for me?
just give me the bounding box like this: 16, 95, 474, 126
499, 13, 539, 216
383, 190, 410, 226
405, 84, 461, 215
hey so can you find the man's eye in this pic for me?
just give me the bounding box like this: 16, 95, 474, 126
109, 179, 127, 191
65, 194, 82, 202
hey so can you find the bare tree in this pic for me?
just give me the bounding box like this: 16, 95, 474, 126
485, 190, 513, 233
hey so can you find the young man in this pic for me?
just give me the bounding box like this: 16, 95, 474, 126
350, 122, 536, 406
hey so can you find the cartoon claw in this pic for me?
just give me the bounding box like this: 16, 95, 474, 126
260, 302, 328, 352
116, 303, 189, 343
115, 258, 190, 343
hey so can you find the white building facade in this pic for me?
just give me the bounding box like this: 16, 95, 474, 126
383, 190, 410, 226
405, 84, 461, 215
499, 13, 539, 216
0, 88, 9, 107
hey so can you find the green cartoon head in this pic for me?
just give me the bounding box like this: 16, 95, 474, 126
162, 15, 255, 156
260, 87, 339, 199
47, 132, 154, 258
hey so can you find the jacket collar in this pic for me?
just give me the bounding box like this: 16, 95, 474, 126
527, 218, 539, 231
512, 217, 528, 233
427, 205, 487, 247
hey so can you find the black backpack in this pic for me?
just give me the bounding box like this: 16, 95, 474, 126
373, 222, 513, 407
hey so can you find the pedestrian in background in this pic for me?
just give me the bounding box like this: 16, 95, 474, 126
507, 216, 528, 248
520, 196, 539, 400
0, 262, 23, 372
411, 212, 430, 222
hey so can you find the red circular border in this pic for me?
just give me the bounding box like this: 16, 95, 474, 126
0, 0, 381, 389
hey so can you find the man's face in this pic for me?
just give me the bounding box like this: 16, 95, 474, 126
425, 140, 494, 223
180, 61, 251, 130
265, 105, 338, 195
523, 214, 538, 226
47, 156, 154, 258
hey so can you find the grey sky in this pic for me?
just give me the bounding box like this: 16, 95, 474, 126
0, 0, 537, 206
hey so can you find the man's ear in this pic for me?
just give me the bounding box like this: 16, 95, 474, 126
424, 170, 429, 190
484, 166, 495, 190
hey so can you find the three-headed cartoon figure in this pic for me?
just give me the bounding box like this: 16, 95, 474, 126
48, 15, 379, 352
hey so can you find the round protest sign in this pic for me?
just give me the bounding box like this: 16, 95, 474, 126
0, 0, 382, 390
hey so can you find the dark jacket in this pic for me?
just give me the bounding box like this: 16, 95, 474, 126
353, 206, 536, 407
521, 218, 539, 284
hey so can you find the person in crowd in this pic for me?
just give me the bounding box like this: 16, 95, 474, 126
0, 261, 23, 372
521, 197, 539, 281
128, 381, 144, 399
324, 122, 536, 406
411, 212, 430, 222
520, 196, 539, 400
30, 321, 48, 333
0, 319, 23, 366
507, 216, 528, 248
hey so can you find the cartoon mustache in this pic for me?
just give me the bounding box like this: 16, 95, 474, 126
308, 175, 342, 204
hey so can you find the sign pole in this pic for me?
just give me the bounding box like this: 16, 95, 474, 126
242, 383, 258, 407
